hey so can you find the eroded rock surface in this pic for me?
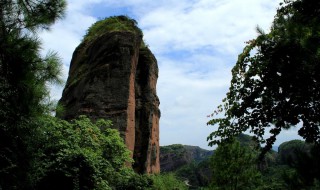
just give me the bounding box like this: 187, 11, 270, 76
58, 16, 160, 174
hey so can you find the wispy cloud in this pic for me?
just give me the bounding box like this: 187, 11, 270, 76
41, 0, 301, 149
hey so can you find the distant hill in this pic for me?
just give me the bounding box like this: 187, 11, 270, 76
159, 137, 317, 189
160, 144, 213, 172
158, 135, 269, 188
160, 144, 213, 188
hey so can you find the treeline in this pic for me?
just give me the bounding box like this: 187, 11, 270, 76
210, 136, 320, 190
160, 136, 320, 190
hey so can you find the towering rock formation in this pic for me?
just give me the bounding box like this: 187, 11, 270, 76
57, 16, 160, 174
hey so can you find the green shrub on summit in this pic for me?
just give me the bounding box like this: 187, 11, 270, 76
83, 15, 142, 42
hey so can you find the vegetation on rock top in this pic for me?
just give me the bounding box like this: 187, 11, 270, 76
83, 15, 143, 42
63, 15, 150, 94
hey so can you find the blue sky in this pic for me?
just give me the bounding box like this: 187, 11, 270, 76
41, 0, 302, 150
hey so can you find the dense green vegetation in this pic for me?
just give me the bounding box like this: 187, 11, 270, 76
175, 159, 212, 188
210, 139, 261, 190
161, 136, 320, 189
260, 141, 320, 189
150, 173, 188, 190
208, 136, 320, 190
159, 144, 213, 188
83, 15, 143, 42
0, 0, 66, 189
160, 144, 186, 154
29, 116, 154, 189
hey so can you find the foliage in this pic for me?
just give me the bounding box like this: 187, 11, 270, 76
149, 173, 188, 190
27, 115, 153, 190
259, 165, 288, 190
159, 140, 320, 189
207, 0, 320, 153
0, 1, 66, 189
175, 159, 212, 188
160, 144, 212, 163
83, 15, 142, 42
258, 140, 320, 190
277, 140, 307, 165
210, 139, 262, 190
0, 0, 66, 121
278, 141, 320, 189
0, 0, 66, 32
236, 133, 260, 149
160, 144, 213, 188
160, 144, 186, 157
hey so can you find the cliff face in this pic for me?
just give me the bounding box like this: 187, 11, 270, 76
160, 144, 213, 187
57, 16, 160, 174
160, 144, 213, 172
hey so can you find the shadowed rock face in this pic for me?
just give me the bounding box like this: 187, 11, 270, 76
57, 16, 160, 174
160, 145, 213, 172
134, 47, 160, 173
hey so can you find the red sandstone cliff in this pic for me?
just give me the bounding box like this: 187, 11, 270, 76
57, 16, 160, 174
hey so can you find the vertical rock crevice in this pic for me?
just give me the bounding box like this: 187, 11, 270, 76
57, 16, 160, 174
134, 47, 160, 173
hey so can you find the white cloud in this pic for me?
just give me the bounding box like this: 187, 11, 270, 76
41, 10, 97, 53
139, 0, 279, 55
40, 0, 299, 150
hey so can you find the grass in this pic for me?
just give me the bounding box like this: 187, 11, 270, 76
83, 15, 142, 42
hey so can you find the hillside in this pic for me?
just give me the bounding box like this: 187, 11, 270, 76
160, 144, 213, 172
160, 144, 213, 188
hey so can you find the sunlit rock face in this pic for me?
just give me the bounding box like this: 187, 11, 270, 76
58, 16, 160, 174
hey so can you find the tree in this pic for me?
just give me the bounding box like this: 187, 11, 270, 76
210, 139, 261, 190
277, 140, 320, 189
149, 173, 188, 190
207, 0, 320, 154
29, 115, 153, 190
0, 0, 66, 189
277, 140, 307, 165
28, 115, 153, 190
0, 0, 66, 126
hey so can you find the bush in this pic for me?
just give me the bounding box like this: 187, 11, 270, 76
150, 173, 188, 190
29, 115, 152, 190
83, 15, 142, 42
